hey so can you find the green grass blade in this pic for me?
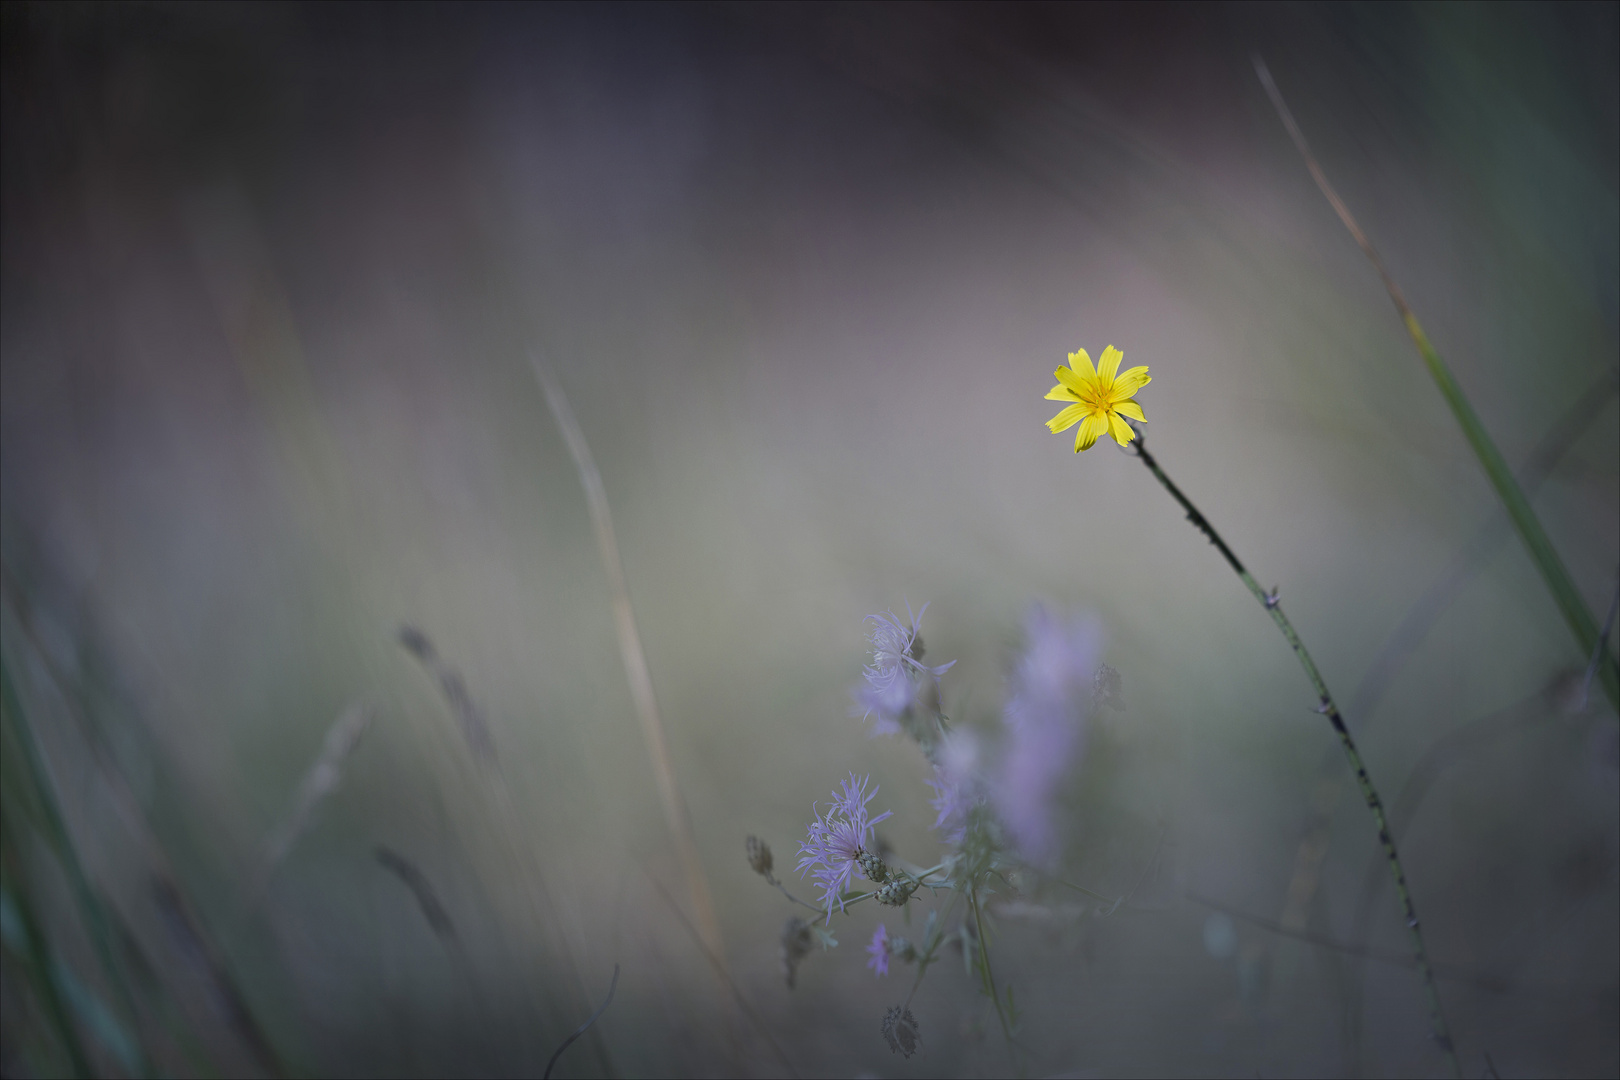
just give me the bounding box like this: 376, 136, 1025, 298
0, 657, 156, 1077
1254, 56, 1618, 713
1, 856, 95, 1078
1401, 314, 1618, 710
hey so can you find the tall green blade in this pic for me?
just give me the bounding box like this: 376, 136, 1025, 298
1401, 313, 1617, 709
1255, 57, 1618, 712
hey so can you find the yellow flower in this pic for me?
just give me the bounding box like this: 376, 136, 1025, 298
1044, 345, 1151, 452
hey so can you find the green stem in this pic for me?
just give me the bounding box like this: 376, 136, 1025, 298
969, 881, 1014, 1047
0, 658, 154, 1078
1129, 436, 1460, 1079
0, 826, 94, 1079
807, 862, 954, 928
1401, 315, 1618, 713
902, 886, 962, 1009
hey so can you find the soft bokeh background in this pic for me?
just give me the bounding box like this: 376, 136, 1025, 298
2, 3, 1616, 1077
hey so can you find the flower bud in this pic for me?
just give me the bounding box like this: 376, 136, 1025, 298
779, 917, 813, 988
745, 835, 773, 878
875, 877, 915, 906
881, 1005, 921, 1057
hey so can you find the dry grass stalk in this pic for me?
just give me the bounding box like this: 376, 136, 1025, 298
251, 703, 373, 904
532, 359, 728, 975
374, 846, 458, 943
398, 626, 497, 763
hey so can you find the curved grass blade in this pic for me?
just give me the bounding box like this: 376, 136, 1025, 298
250, 703, 373, 908
398, 626, 496, 764
374, 846, 458, 943
542, 963, 618, 1080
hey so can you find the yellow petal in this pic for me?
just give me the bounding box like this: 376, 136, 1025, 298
1096, 345, 1123, 382
1108, 410, 1135, 446
1068, 349, 1097, 381
1074, 412, 1107, 452
1113, 399, 1145, 422
1046, 403, 1085, 433
1045, 384, 1081, 401
1054, 366, 1088, 396
1113, 366, 1151, 397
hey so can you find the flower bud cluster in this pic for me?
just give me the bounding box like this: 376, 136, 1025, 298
875, 877, 916, 906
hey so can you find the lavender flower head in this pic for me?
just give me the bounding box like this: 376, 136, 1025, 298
853, 601, 955, 735
797, 773, 893, 919
925, 730, 981, 845
866, 923, 891, 977
993, 605, 1103, 866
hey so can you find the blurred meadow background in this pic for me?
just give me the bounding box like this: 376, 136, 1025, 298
2, 2, 1617, 1077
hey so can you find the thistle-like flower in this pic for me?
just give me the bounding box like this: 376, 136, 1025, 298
796, 774, 893, 919
866, 923, 891, 977
995, 605, 1103, 866
1044, 345, 1150, 452
925, 730, 981, 845
853, 602, 955, 735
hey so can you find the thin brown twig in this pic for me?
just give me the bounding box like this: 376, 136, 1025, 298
1251, 57, 1411, 316
249, 703, 373, 909
647, 876, 799, 1079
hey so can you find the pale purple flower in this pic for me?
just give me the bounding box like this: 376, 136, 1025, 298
866, 923, 891, 977
852, 601, 955, 734
796, 773, 893, 919
993, 605, 1102, 866
925, 731, 981, 844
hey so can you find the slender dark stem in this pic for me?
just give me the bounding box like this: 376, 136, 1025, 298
969, 881, 1015, 1051
1126, 433, 1460, 1078
902, 885, 962, 1010
543, 964, 618, 1080
764, 874, 825, 916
